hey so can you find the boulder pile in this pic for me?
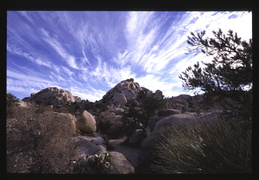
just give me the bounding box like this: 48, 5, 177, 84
101, 78, 153, 108
23, 87, 80, 107
12, 78, 225, 174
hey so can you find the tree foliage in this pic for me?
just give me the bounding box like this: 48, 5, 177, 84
179, 29, 252, 101
122, 92, 165, 135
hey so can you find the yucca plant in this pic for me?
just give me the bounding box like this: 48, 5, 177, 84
150, 117, 252, 174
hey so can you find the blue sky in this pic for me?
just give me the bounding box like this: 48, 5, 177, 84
7, 11, 252, 102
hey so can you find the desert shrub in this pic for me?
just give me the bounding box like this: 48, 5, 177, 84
95, 103, 109, 112
35, 104, 54, 114
53, 104, 77, 115
6, 93, 19, 117
83, 101, 95, 111
150, 116, 252, 174
73, 153, 111, 174
6, 93, 19, 107
6, 105, 78, 173
122, 95, 166, 137
135, 118, 196, 174
98, 111, 124, 139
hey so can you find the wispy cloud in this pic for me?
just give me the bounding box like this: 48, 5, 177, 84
7, 11, 252, 101
39, 28, 80, 69
7, 39, 52, 68
68, 86, 106, 102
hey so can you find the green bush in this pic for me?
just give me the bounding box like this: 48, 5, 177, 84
150, 117, 252, 174
122, 94, 166, 136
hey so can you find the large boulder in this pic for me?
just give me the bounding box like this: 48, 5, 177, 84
154, 113, 198, 131
157, 108, 181, 117
23, 87, 80, 107
154, 112, 219, 132
108, 152, 135, 174
71, 134, 107, 157
128, 129, 146, 147
75, 110, 96, 134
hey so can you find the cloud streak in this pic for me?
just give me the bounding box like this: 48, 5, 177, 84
7, 11, 252, 101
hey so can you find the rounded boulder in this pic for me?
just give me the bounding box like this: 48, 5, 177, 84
157, 109, 181, 117
76, 110, 96, 134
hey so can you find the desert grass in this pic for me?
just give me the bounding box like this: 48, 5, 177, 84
150, 116, 252, 174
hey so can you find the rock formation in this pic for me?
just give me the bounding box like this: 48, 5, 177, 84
23, 87, 80, 107
101, 78, 155, 108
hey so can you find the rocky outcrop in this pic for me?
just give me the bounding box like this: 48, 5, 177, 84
71, 133, 135, 174
72, 135, 107, 157
164, 94, 192, 112
101, 78, 143, 107
101, 78, 161, 108
23, 87, 80, 107
75, 110, 96, 134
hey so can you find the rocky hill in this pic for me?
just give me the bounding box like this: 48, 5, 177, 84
22, 79, 164, 109
23, 87, 81, 107
100, 78, 163, 108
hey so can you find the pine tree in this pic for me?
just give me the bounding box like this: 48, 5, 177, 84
179, 29, 252, 101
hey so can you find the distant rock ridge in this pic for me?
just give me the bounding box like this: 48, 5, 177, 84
23, 87, 81, 107
21, 79, 165, 108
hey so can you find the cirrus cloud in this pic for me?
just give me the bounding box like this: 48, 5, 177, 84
7, 11, 252, 101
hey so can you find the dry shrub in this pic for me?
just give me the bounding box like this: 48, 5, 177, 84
6, 105, 78, 173
150, 117, 252, 174
98, 111, 124, 138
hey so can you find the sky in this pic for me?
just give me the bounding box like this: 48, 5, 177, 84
7, 11, 252, 102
